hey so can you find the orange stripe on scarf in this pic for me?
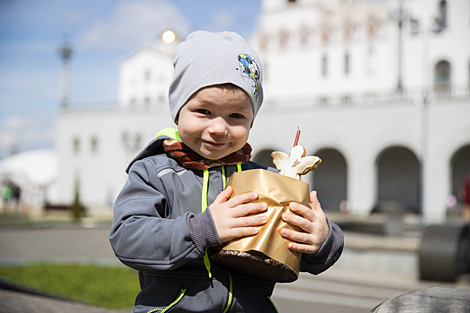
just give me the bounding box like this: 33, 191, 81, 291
162, 140, 252, 171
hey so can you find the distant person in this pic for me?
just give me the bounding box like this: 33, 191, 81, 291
462, 173, 470, 221
110, 31, 343, 313
1, 184, 12, 209
10, 183, 21, 212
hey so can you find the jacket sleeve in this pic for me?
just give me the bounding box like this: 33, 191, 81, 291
299, 218, 344, 274
109, 159, 221, 272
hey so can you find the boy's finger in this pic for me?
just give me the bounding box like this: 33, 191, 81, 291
213, 186, 233, 204
233, 202, 268, 217
228, 191, 259, 207
286, 241, 319, 254
310, 191, 324, 216
233, 215, 268, 228
289, 202, 315, 220
282, 211, 313, 233
280, 228, 311, 245
229, 226, 260, 239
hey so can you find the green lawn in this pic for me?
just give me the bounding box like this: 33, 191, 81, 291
0, 263, 140, 310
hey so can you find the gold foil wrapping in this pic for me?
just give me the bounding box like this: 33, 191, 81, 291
214, 169, 311, 280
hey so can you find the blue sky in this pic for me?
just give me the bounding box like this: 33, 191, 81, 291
0, 0, 261, 159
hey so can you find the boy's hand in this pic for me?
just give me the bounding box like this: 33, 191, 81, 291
280, 191, 329, 254
209, 186, 268, 243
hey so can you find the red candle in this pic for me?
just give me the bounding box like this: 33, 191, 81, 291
293, 127, 301, 146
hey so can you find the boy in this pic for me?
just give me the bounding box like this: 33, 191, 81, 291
110, 31, 343, 313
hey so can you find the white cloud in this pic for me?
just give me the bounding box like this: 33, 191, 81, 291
207, 11, 236, 32
0, 115, 57, 159
78, 0, 193, 50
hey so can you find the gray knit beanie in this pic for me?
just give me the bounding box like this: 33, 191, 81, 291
169, 30, 263, 122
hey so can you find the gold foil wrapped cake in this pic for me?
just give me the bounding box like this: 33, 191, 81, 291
209, 144, 321, 282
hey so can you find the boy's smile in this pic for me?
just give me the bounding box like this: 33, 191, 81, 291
177, 85, 254, 160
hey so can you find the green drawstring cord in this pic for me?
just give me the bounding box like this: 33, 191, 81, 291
201, 169, 212, 278
201, 164, 243, 279
147, 288, 187, 313
222, 272, 233, 313
201, 169, 209, 211
221, 166, 226, 188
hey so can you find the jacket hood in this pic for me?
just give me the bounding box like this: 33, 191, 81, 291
126, 136, 170, 173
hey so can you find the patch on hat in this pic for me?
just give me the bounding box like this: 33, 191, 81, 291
238, 53, 261, 102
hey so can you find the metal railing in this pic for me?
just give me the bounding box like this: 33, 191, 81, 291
263, 83, 470, 110
61, 99, 169, 114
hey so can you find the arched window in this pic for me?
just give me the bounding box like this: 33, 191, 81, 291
410, 17, 420, 35
344, 51, 350, 75
451, 145, 470, 205
134, 134, 142, 152
366, 17, 379, 39
321, 26, 330, 44
343, 21, 354, 42
73, 137, 80, 154
279, 30, 289, 49
376, 147, 420, 214
130, 97, 137, 107
144, 69, 151, 82
121, 131, 128, 145
434, 60, 451, 93
312, 149, 348, 211
258, 33, 268, 52
91, 136, 98, 153
158, 94, 165, 105
144, 96, 151, 106
434, 0, 447, 32
439, 0, 447, 27
299, 26, 310, 47
322, 54, 328, 77
365, 47, 378, 75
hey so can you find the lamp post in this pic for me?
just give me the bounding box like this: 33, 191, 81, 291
59, 38, 73, 109
394, 0, 406, 95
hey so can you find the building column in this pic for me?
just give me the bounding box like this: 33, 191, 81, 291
423, 148, 449, 223
348, 152, 376, 216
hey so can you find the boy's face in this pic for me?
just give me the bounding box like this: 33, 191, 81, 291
177, 86, 253, 160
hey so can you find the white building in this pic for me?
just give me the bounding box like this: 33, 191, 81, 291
57, 0, 470, 222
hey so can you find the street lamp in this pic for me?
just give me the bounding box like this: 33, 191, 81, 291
59, 38, 73, 109
393, 0, 406, 95
411, 16, 441, 222
162, 30, 176, 44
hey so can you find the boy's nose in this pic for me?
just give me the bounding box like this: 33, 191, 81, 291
208, 117, 228, 136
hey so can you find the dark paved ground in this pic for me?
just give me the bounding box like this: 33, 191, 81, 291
0, 223, 468, 313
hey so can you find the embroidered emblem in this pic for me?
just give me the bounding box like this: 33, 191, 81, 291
238, 53, 261, 102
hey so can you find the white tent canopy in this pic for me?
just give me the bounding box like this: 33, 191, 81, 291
0, 149, 58, 188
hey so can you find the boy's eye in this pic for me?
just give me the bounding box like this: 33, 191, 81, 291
196, 109, 211, 114
230, 113, 244, 119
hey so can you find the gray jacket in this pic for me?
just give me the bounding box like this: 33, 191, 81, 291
110, 135, 343, 313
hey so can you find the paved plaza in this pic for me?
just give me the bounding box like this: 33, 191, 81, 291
0, 221, 468, 312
